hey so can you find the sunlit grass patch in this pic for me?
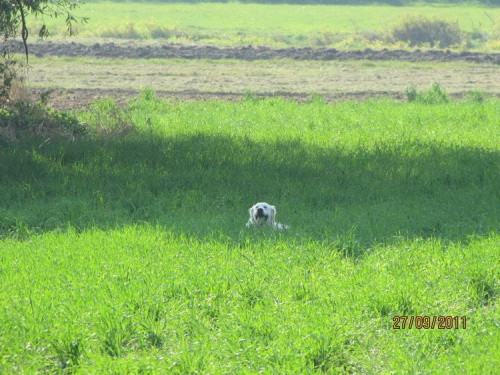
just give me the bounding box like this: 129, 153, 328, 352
1, 226, 499, 372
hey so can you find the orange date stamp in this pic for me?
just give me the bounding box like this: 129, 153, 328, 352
392, 316, 467, 329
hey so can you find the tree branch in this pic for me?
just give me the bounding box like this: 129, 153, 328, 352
15, 0, 29, 63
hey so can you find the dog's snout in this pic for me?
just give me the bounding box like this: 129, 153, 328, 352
255, 207, 268, 221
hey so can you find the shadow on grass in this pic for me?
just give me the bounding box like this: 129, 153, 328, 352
1, 133, 499, 248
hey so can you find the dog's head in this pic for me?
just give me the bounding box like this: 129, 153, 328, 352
249, 202, 276, 226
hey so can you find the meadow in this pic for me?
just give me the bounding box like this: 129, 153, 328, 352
25, 56, 500, 99
1, 93, 500, 372
2, 0, 500, 371
27, 2, 500, 50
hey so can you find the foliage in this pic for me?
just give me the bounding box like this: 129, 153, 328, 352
0, 94, 137, 144
467, 90, 487, 103
405, 82, 450, 104
0, 0, 86, 44
0, 0, 86, 104
392, 15, 463, 47
0, 95, 87, 143
0, 57, 17, 105
83, 98, 136, 137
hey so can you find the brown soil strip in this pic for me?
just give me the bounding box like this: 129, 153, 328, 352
4, 41, 500, 64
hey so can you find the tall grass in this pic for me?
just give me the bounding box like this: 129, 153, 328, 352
2, 95, 499, 241
1, 95, 499, 372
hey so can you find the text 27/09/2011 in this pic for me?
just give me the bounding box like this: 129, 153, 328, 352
393, 316, 467, 329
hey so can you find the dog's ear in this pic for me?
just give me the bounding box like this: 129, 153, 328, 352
269, 205, 276, 224
249, 206, 256, 223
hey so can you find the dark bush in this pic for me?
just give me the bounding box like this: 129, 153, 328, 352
392, 16, 463, 48
0, 95, 87, 143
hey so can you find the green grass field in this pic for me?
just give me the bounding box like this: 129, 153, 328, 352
28, 2, 500, 49
1, 94, 499, 372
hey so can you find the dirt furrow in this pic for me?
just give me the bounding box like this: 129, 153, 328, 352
3, 41, 499, 64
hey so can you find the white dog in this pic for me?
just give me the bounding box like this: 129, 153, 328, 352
246, 202, 288, 230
